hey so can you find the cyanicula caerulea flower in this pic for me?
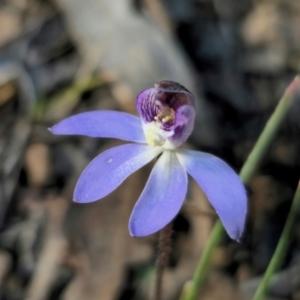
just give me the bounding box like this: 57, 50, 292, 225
50, 80, 247, 241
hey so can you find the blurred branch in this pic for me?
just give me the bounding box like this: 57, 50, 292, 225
142, 0, 173, 34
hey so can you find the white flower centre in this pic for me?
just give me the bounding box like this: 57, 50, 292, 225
142, 121, 176, 150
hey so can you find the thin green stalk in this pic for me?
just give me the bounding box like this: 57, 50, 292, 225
181, 76, 299, 300
179, 221, 224, 300
252, 181, 300, 300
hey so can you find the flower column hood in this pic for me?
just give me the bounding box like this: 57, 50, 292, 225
136, 80, 195, 149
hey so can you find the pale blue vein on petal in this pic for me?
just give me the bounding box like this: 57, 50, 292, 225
74, 143, 162, 203
129, 151, 188, 237
176, 149, 247, 241
49, 111, 146, 143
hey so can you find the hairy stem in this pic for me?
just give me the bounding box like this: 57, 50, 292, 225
154, 222, 173, 300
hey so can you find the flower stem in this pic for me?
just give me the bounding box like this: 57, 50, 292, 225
180, 76, 299, 300
252, 181, 300, 300
154, 222, 173, 300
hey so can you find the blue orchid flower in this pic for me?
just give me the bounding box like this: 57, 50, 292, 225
50, 80, 247, 240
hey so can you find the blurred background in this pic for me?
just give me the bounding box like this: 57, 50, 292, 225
0, 0, 300, 299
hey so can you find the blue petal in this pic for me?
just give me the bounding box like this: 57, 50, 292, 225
74, 144, 162, 203
129, 151, 187, 237
49, 111, 146, 143
176, 149, 247, 241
